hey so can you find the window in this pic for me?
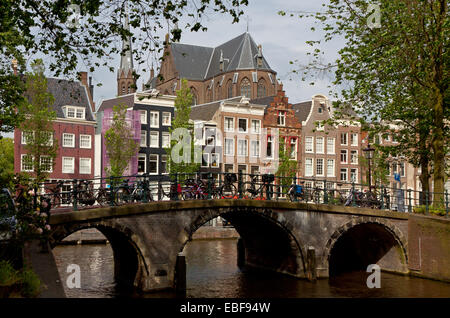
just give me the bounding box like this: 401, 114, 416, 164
161, 155, 168, 174
225, 138, 234, 156
227, 81, 233, 98
267, 136, 273, 158
350, 168, 358, 183
80, 135, 91, 149
318, 106, 323, 113
138, 154, 146, 173
62, 133, 75, 148
340, 133, 348, 145
202, 153, 209, 167
327, 137, 335, 154
237, 139, 247, 156
150, 131, 159, 148
40, 131, 53, 146
211, 154, 219, 168
251, 166, 260, 175
305, 158, 313, 177
277, 111, 286, 126
238, 118, 248, 133
225, 164, 234, 173
238, 165, 247, 174
351, 133, 358, 146
21, 154, 33, 172
21, 131, 33, 145
205, 127, 215, 145
79, 158, 91, 174
162, 132, 170, 148
240, 78, 251, 98
350, 150, 358, 164
62, 157, 75, 173
400, 162, 405, 177
327, 159, 335, 177
150, 111, 159, 128
340, 150, 348, 163
251, 119, 261, 134
149, 155, 158, 174
316, 137, 324, 154
250, 140, 260, 157
305, 136, 314, 153
140, 130, 147, 147
340, 168, 348, 181
232, 73, 239, 84
40, 156, 53, 173
140, 110, 147, 124
290, 138, 297, 159
316, 158, 324, 176
257, 79, 266, 98
162, 112, 171, 126
65, 106, 85, 120
224, 117, 234, 132
252, 72, 258, 83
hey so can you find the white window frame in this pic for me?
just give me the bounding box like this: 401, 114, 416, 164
350, 150, 358, 164
62, 133, 75, 148
340, 132, 348, 146
237, 139, 248, 157
150, 131, 159, 148
210, 153, 220, 168
79, 158, 91, 175
224, 138, 234, 156
80, 135, 91, 149
327, 159, 335, 177
289, 137, 297, 160
64, 106, 85, 120
305, 158, 314, 177
224, 117, 234, 132
316, 158, 324, 176
162, 132, 170, 148
139, 110, 147, 124
201, 153, 210, 167
277, 111, 286, 126
340, 168, 348, 182
138, 154, 146, 174
351, 133, 358, 146
250, 140, 260, 158
316, 137, 324, 154
161, 155, 169, 174
266, 136, 273, 158
140, 130, 147, 147
350, 168, 358, 183
21, 154, 34, 172
238, 118, 248, 133
148, 154, 158, 174
62, 157, 75, 174
150, 111, 159, 128
162, 112, 171, 126
327, 137, 335, 155
251, 119, 261, 134
340, 149, 348, 164
40, 156, 53, 173
305, 136, 314, 153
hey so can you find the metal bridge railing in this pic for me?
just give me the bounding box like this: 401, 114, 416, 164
10, 172, 450, 217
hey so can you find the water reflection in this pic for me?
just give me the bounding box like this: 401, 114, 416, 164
52, 239, 450, 298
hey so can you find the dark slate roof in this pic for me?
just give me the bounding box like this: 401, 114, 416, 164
46, 78, 95, 121
97, 94, 135, 112
170, 32, 275, 81
249, 95, 275, 107
190, 97, 242, 121
292, 101, 313, 122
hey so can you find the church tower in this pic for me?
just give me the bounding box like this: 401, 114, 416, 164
117, 12, 136, 96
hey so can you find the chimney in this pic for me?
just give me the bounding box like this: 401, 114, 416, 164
78, 71, 95, 112
12, 59, 18, 76
150, 66, 154, 79
89, 76, 94, 101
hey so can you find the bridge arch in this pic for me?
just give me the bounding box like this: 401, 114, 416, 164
325, 218, 408, 276
180, 206, 307, 278
50, 221, 150, 289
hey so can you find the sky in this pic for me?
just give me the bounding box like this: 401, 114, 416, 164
90, 0, 342, 108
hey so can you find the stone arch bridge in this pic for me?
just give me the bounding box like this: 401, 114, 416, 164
48, 200, 410, 292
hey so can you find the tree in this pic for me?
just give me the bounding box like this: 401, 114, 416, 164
275, 137, 297, 194
0, 137, 14, 189
104, 104, 140, 180
166, 78, 200, 178
18, 59, 58, 184
0, 0, 248, 134
282, 0, 449, 205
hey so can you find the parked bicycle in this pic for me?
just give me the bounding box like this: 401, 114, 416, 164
244, 174, 274, 200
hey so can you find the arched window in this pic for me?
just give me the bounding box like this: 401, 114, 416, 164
206, 87, 212, 103
216, 82, 221, 100
240, 77, 251, 98
190, 87, 198, 105
257, 79, 266, 98
227, 80, 233, 98
121, 84, 126, 95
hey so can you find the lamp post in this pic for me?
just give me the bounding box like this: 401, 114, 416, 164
363, 143, 375, 192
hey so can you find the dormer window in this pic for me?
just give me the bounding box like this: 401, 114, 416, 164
64, 106, 85, 120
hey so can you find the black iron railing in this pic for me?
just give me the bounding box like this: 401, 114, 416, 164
12, 172, 450, 217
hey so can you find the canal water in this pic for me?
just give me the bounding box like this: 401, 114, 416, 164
53, 238, 450, 298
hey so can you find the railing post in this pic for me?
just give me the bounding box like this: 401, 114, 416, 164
109, 177, 114, 206
33, 184, 38, 211
238, 171, 243, 199
380, 185, 385, 210
323, 178, 328, 204
72, 179, 78, 211
425, 191, 429, 215
207, 172, 212, 200
293, 175, 297, 202
407, 189, 412, 213
158, 177, 162, 201
173, 172, 179, 201
351, 182, 356, 207
445, 190, 449, 218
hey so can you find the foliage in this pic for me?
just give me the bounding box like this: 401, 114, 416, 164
0, 260, 19, 286
359, 148, 389, 187
0, 138, 14, 190
104, 103, 140, 180
281, 0, 449, 204
413, 205, 447, 217
0, 0, 248, 134
0, 261, 41, 298
166, 78, 200, 179
275, 137, 297, 193
17, 59, 58, 184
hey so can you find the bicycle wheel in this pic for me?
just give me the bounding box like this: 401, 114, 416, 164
220, 184, 237, 199
287, 186, 296, 202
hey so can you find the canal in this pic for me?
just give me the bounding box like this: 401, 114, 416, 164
53, 237, 450, 298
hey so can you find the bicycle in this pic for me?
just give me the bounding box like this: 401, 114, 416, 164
130, 176, 154, 202
244, 174, 273, 200
215, 173, 238, 199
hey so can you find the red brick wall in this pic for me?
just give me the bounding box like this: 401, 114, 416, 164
14, 121, 95, 180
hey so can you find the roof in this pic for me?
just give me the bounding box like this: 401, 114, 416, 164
190, 97, 241, 121
118, 13, 134, 78
97, 94, 135, 112
169, 32, 275, 81
292, 101, 313, 122
249, 95, 275, 107
45, 78, 95, 121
